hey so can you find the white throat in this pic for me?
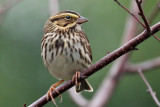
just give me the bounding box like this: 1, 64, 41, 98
75, 24, 82, 31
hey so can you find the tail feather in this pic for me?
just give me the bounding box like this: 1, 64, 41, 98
76, 79, 93, 93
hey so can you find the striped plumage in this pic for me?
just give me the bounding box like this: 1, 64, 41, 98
41, 11, 93, 95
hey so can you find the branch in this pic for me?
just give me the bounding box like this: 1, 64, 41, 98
138, 2, 160, 41
136, 0, 151, 32
115, 0, 160, 42
125, 57, 160, 73
114, 0, 145, 27
153, 35, 160, 42
49, 0, 59, 15
28, 22, 160, 107
136, 0, 160, 42
137, 0, 160, 42
138, 69, 160, 107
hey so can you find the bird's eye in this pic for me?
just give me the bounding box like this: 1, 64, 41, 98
65, 16, 71, 20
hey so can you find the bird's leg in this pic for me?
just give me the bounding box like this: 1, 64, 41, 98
72, 71, 81, 90
47, 80, 64, 106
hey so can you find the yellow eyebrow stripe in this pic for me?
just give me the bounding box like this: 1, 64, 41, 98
63, 13, 79, 18
50, 13, 79, 20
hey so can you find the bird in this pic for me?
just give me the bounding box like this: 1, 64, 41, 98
41, 11, 93, 105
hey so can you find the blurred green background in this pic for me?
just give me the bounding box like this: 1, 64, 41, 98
0, 0, 160, 107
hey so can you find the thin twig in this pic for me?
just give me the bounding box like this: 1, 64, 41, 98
28, 22, 160, 107
136, 0, 151, 32
114, 0, 145, 27
138, 2, 160, 36
138, 69, 160, 107
115, 0, 160, 42
153, 35, 160, 42
136, 0, 160, 42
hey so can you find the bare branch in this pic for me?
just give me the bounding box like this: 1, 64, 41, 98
28, 22, 160, 107
68, 88, 88, 107
115, 0, 160, 42
125, 57, 160, 73
49, 0, 59, 15
138, 69, 160, 107
114, 0, 145, 27
153, 35, 160, 42
136, 0, 151, 32
138, 2, 160, 41
136, 0, 160, 42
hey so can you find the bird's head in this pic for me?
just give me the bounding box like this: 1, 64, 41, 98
44, 11, 88, 33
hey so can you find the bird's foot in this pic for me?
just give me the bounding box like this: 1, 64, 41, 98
47, 80, 64, 106
72, 71, 81, 90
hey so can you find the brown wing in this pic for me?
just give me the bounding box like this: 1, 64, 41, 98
86, 43, 92, 61
78, 31, 92, 62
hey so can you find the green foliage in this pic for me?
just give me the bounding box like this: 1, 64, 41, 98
0, 0, 159, 107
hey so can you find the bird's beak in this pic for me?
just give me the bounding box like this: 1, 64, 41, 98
77, 16, 88, 24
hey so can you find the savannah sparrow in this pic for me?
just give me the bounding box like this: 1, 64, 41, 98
41, 11, 93, 104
